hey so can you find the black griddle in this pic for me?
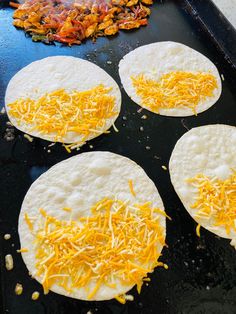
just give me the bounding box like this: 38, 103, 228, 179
0, 1, 236, 313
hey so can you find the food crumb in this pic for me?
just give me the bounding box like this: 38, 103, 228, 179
137, 108, 143, 113
161, 165, 167, 170
106, 60, 112, 65
86, 311, 93, 314
221, 74, 225, 81
163, 263, 168, 269
1, 107, 6, 114
4, 234, 11, 240
122, 116, 127, 121
113, 123, 119, 132
47, 149, 51, 153
141, 114, 147, 120
125, 294, 134, 301
24, 134, 34, 142
15, 283, 23, 295
32, 291, 40, 300
6, 121, 13, 126
145, 146, 151, 150
89, 145, 94, 149
5, 254, 13, 270
48, 142, 56, 147
4, 127, 15, 141
140, 126, 144, 131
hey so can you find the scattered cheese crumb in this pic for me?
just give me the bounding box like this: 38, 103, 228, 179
125, 294, 134, 301
221, 74, 225, 81
24, 134, 34, 142
196, 224, 201, 237
162, 165, 167, 171
1, 107, 6, 114
141, 115, 147, 120
5, 254, 13, 270
17, 248, 29, 253
48, 142, 56, 147
31, 291, 40, 300
15, 283, 23, 295
128, 179, 136, 196
62, 207, 72, 212
112, 123, 119, 133
4, 234, 11, 240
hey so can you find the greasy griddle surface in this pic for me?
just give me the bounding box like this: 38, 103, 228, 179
0, 1, 236, 313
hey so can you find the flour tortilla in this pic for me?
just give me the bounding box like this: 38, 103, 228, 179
5, 56, 121, 144
18, 151, 166, 300
118, 41, 222, 117
169, 124, 236, 243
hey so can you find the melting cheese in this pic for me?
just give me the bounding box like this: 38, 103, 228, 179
188, 171, 236, 234
8, 85, 117, 147
131, 71, 218, 114
24, 198, 167, 302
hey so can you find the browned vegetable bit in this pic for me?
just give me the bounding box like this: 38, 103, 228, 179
11, 0, 153, 45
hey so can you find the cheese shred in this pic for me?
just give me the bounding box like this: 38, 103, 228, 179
188, 171, 236, 235
131, 71, 218, 114
24, 198, 167, 301
8, 85, 117, 148
196, 224, 201, 237
128, 179, 136, 196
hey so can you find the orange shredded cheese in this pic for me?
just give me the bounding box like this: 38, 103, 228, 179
17, 248, 29, 253
24, 198, 167, 301
8, 85, 117, 148
115, 294, 126, 304
188, 171, 236, 235
24, 213, 33, 231
131, 71, 218, 114
196, 224, 201, 237
128, 179, 136, 196
62, 207, 72, 212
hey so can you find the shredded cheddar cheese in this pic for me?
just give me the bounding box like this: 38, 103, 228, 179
131, 71, 218, 114
8, 85, 117, 148
24, 198, 167, 302
128, 179, 136, 196
188, 171, 236, 235
196, 224, 201, 237
17, 248, 29, 253
62, 207, 72, 212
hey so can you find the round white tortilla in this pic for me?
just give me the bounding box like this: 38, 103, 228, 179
118, 41, 222, 117
169, 124, 236, 242
18, 151, 166, 300
5, 56, 121, 144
